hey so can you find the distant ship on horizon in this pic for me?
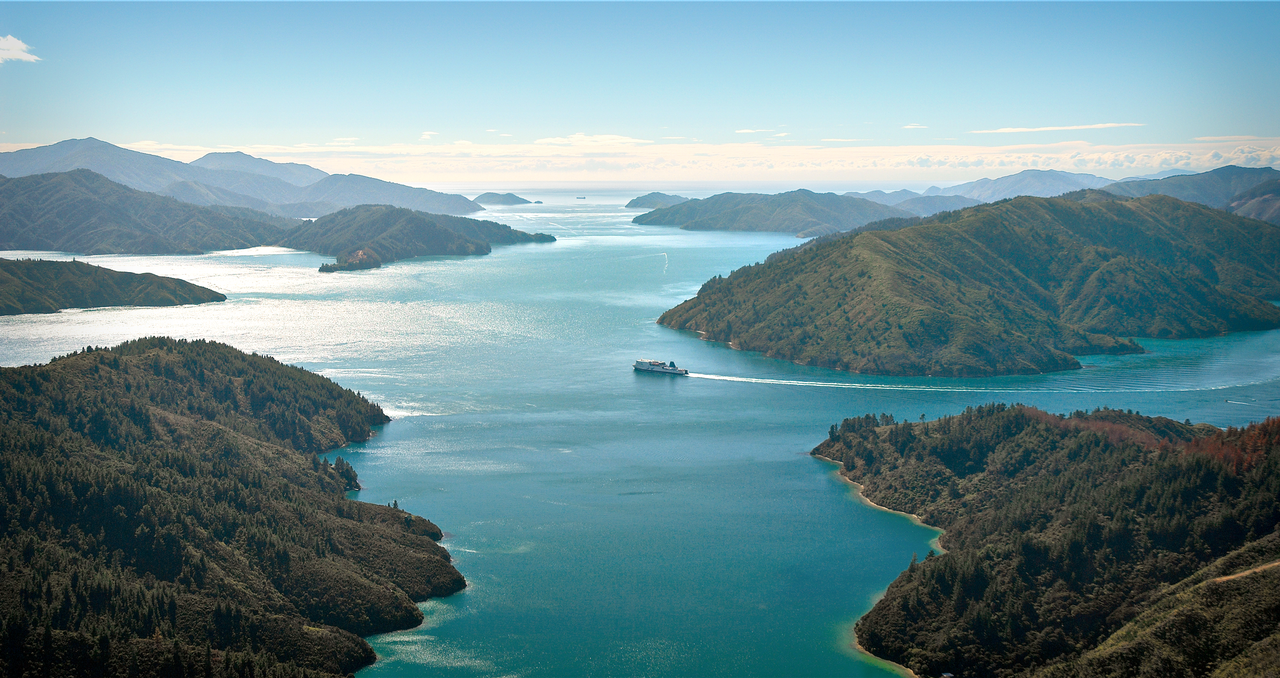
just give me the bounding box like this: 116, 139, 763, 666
634, 359, 688, 376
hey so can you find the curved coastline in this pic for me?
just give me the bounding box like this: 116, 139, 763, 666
813, 453, 943, 678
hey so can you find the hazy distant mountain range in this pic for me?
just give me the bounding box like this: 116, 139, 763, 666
1101, 165, 1280, 209
0, 138, 482, 218
0, 170, 553, 264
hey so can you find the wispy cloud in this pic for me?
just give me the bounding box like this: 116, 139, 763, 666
420, 131, 438, 140
0, 35, 40, 64
822, 138, 867, 143
327, 137, 358, 146
122, 137, 1280, 186
735, 129, 773, 134
903, 123, 928, 129
533, 133, 652, 146
970, 123, 1143, 134
772, 133, 790, 137
1195, 135, 1260, 142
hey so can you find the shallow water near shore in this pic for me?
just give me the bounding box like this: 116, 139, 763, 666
3, 192, 1280, 676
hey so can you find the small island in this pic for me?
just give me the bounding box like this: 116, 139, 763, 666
625, 192, 689, 209
0, 338, 465, 677
0, 258, 226, 314
473, 192, 532, 206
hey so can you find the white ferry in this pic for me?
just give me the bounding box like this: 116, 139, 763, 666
633, 359, 689, 376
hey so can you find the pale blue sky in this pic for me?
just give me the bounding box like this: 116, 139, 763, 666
2, 2, 1278, 187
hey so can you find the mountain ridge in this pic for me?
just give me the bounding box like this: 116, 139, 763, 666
659, 193, 1280, 377
0, 258, 226, 314
633, 189, 915, 237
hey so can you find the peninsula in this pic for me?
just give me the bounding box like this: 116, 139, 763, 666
815, 404, 1280, 677
0, 258, 225, 314
278, 204, 555, 272
0, 338, 465, 677
660, 192, 1280, 377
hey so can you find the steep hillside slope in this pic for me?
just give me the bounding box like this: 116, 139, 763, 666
0, 258, 225, 314
0, 338, 465, 677
660, 193, 1280, 377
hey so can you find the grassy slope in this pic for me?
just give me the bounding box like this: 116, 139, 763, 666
0, 338, 465, 678
0, 259, 225, 315
660, 193, 1280, 377
1228, 178, 1280, 226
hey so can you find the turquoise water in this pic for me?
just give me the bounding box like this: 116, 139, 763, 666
3, 193, 1280, 676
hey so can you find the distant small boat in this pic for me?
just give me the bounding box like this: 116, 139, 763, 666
576, 196, 586, 200
634, 359, 688, 376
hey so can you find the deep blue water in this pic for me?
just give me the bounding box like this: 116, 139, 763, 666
3, 193, 1279, 676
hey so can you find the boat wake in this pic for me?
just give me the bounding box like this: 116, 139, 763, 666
685, 372, 1254, 394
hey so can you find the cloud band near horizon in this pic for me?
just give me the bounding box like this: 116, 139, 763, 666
2, 136, 1273, 188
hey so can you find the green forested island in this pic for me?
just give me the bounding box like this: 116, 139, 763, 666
472, 192, 532, 206
625, 192, 689, 209
660, 192, 1280, 377
813, 404, 1280, 677
281, 204, 555, 272
0, 259, 225, 315
0, 338, 465, 677
0, 170, 288, 255
632, 189, 913, 237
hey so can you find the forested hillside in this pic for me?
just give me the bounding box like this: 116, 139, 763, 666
280, 204, 554, 272
0, 259, 225, 315
0, 338, 465, 677
0, 170, 285, 255
661, 192, 1280, 377
632, 189, 913, 237
813, 405, 1280, 677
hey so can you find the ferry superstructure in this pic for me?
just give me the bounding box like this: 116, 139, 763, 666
633, 359, 689, 375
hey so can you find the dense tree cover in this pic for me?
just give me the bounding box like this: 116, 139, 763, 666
0, 259, 225, 315
0, 170, 286, 255
632, 189, 914, 237
1227, 178, 1280, 226
660, 192, 1280, 377
812, 404, 1280, 677
1102, 165, 1280, 209
280, 205, 554, 272
0, 338, 465, 677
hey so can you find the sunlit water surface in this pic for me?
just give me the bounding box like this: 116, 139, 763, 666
3, 192, 1280, 677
